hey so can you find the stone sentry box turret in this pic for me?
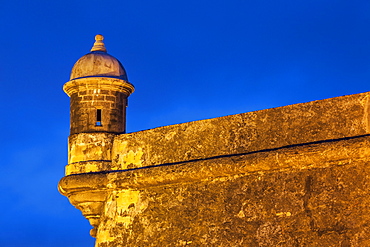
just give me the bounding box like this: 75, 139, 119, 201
60, 35, 134, 236
63, 34, 134, 134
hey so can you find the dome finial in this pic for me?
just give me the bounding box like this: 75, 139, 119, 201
91, 34, 107, 52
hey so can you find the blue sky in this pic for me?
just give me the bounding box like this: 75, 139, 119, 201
1, 0, 370, 246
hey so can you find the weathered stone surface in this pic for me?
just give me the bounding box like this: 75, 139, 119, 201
68, 133, 116, 163
59, 135, 370, 246
65, 77, 133, 135
66, 132, 116, 175
109, 92, 370, 172
70, 52, 127, 80
59, 173, 109, 237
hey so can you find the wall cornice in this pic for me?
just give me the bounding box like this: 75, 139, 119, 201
63, 77, 135, 96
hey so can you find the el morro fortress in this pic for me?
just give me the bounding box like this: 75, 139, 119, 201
58, 35, 370, 246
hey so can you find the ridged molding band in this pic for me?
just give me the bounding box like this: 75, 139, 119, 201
63, 77, 135, 96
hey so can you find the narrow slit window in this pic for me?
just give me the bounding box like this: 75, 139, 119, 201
96, 109, 102, 126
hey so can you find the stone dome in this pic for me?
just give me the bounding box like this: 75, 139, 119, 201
70, 35, 128, 81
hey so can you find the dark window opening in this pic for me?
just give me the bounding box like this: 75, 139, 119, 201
96, 109, 102, 126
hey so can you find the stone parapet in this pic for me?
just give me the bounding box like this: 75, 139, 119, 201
63, 92, 370, 175
104, 92, 370, 172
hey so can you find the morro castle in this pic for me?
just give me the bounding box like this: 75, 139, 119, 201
59, 35, 370, 246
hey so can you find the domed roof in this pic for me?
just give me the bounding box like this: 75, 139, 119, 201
70, 35, 128, 81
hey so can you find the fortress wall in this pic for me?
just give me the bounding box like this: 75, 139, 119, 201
59, 91, 370, 246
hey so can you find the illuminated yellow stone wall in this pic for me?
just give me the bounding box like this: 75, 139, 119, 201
59, 91, 370, 246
